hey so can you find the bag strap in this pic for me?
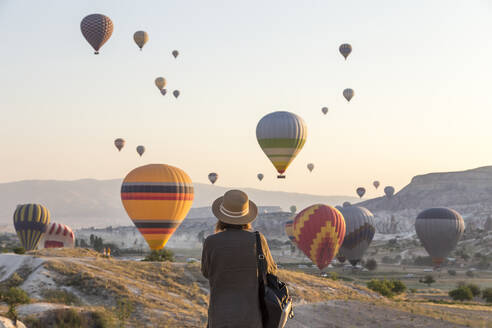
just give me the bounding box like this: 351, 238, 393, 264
255, 231, 268, 325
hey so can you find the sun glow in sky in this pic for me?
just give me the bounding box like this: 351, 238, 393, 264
0, 0, 491, 197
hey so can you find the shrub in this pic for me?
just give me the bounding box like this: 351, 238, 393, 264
7, 273, 24, 287
466, 270, 474, 277
413, 256, 433, 266
41, 289, 81, 305
419, 275, 435, 287
142, 249, 174, 262
365, 258, 377, 271
0, 287, 30, 322
447, 269, 456, 276
466, 283, 481, 297
482, 288, 492, 303
366, 279, 406, 298
449, 286, 473, 301
328, 272, 338, 281
13, 247, 25, 255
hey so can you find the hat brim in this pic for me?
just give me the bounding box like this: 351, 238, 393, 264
212, 196, 258, 225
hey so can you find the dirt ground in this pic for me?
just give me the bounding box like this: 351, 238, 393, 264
285, 300, 487, 328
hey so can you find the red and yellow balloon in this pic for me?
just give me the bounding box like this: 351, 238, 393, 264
293, 204, 346, 270
121, 164, 194, 250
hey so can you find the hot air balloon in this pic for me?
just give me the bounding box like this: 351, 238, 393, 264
384, 186, 395, 198
173, 90, 180, 98
13, 204, 50, 251
293, 204, 345, 270
343, 88, 354, 102
339, 205, 375, 267
284, 220, 297, 245
339, 43, 352, 60
208, 172, 218, 184
343, 202, 351, 207
356, 187, 366, 198
335, 205, 343, 211
160, 89, 167, 96
290, 205, 297, 214
373, 181, 380, 189
136, 145, 145, 157
114, 138, 125, 151
257, 173, 264, 181
80, 14, 114, 55
155, 77, 166, 91
172, 50, 179, 58
133, 31, 149, 50
321, 107, 328, 115
415, 208, 464, 267
39, 222, 75, 249
121, 164, 194, 250
256, 111, 307, 179
307, 163, 314, 173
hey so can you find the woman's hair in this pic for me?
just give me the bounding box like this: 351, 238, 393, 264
215, 220, 252, 233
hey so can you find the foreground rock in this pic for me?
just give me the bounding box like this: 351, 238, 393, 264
0, 316, 26, 328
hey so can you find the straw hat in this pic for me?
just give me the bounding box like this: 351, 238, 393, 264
212, 190, 258, 225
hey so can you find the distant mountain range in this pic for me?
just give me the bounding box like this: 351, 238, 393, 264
0, 179, 356, 229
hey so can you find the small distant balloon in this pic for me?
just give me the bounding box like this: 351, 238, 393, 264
114, 138, 125, 151
343, 201, 351, 207
136, 145, 145, 157
343, 88, 354, 102
208, 172, 218, 184
155, 78, 166, 91
133, 31, 149, 50
257, 173, 264, 181
80, 14, 114, 55
307, 163, 314, 172
384, 186, 395, 198
339, 43, 352, 60
160, 89, 167, 96
173, 90, 180, 98
373, 181, 380, 189
290, 205, 297, 214
172, 50, 179, 58
321, 107, 328, 115
356, 187, 366, 198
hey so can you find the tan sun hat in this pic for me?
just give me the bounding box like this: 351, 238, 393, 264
212, 190, 258, 225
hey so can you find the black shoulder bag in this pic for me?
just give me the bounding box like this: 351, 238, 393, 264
255, 231, 294, 328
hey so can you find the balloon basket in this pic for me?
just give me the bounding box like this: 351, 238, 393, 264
277, 175, 286, 179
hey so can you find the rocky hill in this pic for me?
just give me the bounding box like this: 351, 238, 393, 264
0, 179, 355, 230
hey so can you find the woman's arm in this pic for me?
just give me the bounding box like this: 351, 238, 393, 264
260, 233, 277, 274
201, 238, 209, 278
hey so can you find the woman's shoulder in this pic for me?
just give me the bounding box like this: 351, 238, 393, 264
204, 230, 256, 244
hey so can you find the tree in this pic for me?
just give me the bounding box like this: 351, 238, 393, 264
0, 287, 30, 323
366, 279, 406, 298
142, 249, 174, 262
482, 288, 492, 303
466, 270, 474, 278
419, 275, 435, 287
365, 258, 378, 271
466, 283, 481, 297
447, 269, 456, 276
449, 286, 473, 301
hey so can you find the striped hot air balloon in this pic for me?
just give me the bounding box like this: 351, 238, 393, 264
121, 164, 194, 250
339, 43, 352, 60
284, 220, 297, 245
293, 204, 345, 270
339, 205, 375, 266
256, 111, 307, 179
39, 222, 75, 249
114, 138, 125, 151
80, 14, 113, 55
13, 204, 50, 251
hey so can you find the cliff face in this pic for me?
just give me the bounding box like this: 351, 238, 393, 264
359, 166, 492, 212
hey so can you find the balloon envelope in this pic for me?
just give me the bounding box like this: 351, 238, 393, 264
290, 205, 297, 214
173, 90, 180, 98
293, 204, 345, 270
415, 208, 464, 266
339, 43, 352, 59
284, 220, 297, 245
13, 204, 50, 250
373, 181, 380, 189
343, 88, 354, 102
384, 186, 395, 198
39, 222, 75, 249
257, 173, 264, 181
155, 78, 166, 90
356, 187, 366, 198
160, 89, 167, 96
133, 31, 149, 50
321, 107, 328, 115
339, 206, 375, 266
136, 145, 145, 157
256, 111, 307, 178
307, 163, 314, 172
80, 14, 113, 54
172, 50, 179, 58
208, 173, 218, 184
114, 138, 125, 151
121, 164, 194, 250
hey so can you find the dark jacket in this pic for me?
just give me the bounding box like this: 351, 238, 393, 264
201, 229, 277, 328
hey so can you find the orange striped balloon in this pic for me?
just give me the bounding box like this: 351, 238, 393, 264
121, 164, 194, 250
293, 204, 346, 270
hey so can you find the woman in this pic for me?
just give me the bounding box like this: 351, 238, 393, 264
201, 189, 277, 328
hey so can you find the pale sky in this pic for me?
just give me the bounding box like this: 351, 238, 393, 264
0, 0, 491, 198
